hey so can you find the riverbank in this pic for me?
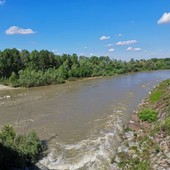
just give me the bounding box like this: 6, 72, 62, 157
0, 84, 16, 90
111, 79, 170, 169
0, 76, 104, 92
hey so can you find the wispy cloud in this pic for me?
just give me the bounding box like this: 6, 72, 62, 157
116, 33, 123, 37
108, 48, 115, 52
100, 35, 110, 40
157, 12, 170, 24
126, 47, 141, 51
106, 44, 113, 47
0, 0, 5, 5
116, 40, 137, 46
5, 26, 36, 35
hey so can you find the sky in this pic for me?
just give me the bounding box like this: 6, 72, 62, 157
0, 0, 170, 60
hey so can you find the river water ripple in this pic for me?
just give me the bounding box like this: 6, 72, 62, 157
1, 70, 170, 169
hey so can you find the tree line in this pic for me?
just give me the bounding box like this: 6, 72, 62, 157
0, 48, 170, 87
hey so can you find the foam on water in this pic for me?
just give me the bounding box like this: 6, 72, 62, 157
39, 109, 125, 170
0, 95, 11, 100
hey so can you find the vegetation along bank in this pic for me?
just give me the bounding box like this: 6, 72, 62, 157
0, 125, 45, 170
111, 79, 170, 170
1, 48, 170, 87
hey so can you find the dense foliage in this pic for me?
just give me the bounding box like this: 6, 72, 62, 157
0, 125, 44, 170
0, 48, 170, 87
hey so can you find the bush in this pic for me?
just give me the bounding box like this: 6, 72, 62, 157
17, 69, 65, 87
9, 72, 19, 87
0, 125, 44, 169
138, 109, 158, 122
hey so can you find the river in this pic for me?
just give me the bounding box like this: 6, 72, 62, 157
0, 70, 170, 169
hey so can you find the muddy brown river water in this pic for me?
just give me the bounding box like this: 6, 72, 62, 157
1, 70, 170, 169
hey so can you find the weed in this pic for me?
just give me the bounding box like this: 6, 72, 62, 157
138, 109, 158, 122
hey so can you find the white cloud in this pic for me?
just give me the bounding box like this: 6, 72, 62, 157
108, 48, 115, 52
116, 33, 123, 37
126, 47, 142, 51
5, 26, 35, 35
0, 0, 5, 5
116, 40, 137, 46
100, 35, 110, 40
107, 44, 113, 47
157, 12, 170, 24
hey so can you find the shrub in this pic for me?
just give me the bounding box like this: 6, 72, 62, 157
9, 72, 19, 87
138, 109, 158, 122
0, 125, 44, 169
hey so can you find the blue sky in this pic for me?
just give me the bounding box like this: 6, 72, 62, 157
0, 0, 170, 60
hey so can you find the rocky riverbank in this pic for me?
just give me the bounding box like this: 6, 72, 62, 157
111, 80, 170, 170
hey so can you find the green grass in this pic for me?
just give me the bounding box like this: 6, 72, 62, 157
138, 109, 158, 122
149, 91, 162, 102
130, 161, 150, 170
149, 79, 170, 103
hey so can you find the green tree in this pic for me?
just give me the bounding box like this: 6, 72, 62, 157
0, 48, 22, 78
20, 49, 30, 68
